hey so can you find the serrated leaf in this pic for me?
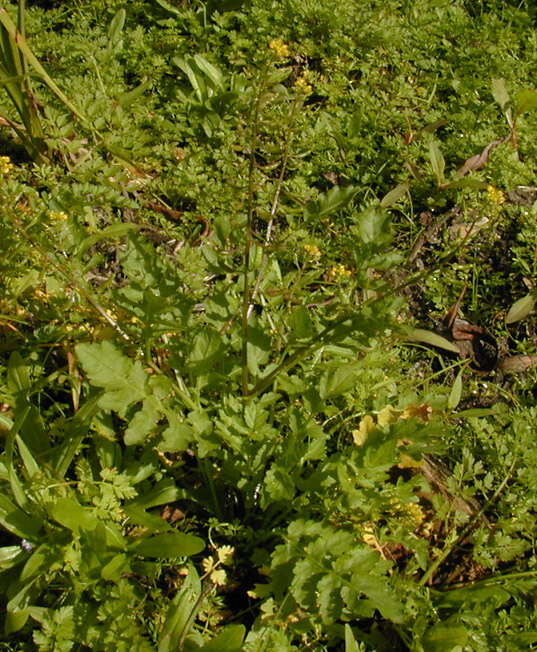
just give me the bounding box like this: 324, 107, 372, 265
505, 293, 535, 323
130, 532, 204, 558
124, 398, 161, 445
317, 573, 344, 625
492, 78, 510, 111
319, 364, 361, 399
406, 328, 460, 353
307, 185, 359, 218
357, 206, 392, 245
159, 415, 195, 453
76, 341, 147, 415
351, 573, 404, 623
448, 368, 463, 410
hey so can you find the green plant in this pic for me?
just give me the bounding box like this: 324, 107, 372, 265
3, 1, 537, 649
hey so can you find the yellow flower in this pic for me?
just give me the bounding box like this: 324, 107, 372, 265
48, 210, 68, 222
269, 38, 290, 59
486, 184, 506, 205
0, 156, 14, 175
303, 243, 321, 258
294, 75, 312, 95
327, 263, 352, 280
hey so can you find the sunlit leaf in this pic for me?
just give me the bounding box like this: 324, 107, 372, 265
130, 532, 204, 558
405, 328, 460, 353
448, 368, 463, 410
380, 183, 409, 208
429, 138, 445, 185
505, 293, 535, 323
492, 78, 510, 111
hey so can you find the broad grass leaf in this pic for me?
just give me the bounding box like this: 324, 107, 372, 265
345, 624, 360, 652
76, 341, 147, 415
193, 54, 225, 90
406, 328, 460, 353
159, 562, 201, 652
129, 478, 182, 510
492, 78, 510, 111
505, 293, 535, 323
448, 368, 463, 410
0, 494, 42, 539
118, 79, 152, 107
380, 183, 409, 208
101, 553, 129, 581
422, 623, 468, 650
198, 625, 246, 651
154, 0, 182, 16
429, 138, 445, 185
15, 435, 39, 479
7, 351, 31, 393
49, 497, 98, 534
130, 532, 204, 558
107, 8, 126, 46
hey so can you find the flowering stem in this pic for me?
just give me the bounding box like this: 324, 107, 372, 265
241, 79, 263, 397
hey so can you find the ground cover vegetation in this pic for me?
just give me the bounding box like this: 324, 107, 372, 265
1, 0, 537, 649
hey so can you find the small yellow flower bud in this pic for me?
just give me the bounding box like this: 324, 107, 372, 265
486, 185, 506, 205
294, 75, 312, 95
303, 244, 321, 258
269, 38, 290, 59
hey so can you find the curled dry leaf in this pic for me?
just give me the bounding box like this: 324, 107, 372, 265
499, 355, 537, 374
456, 137, 508, 176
